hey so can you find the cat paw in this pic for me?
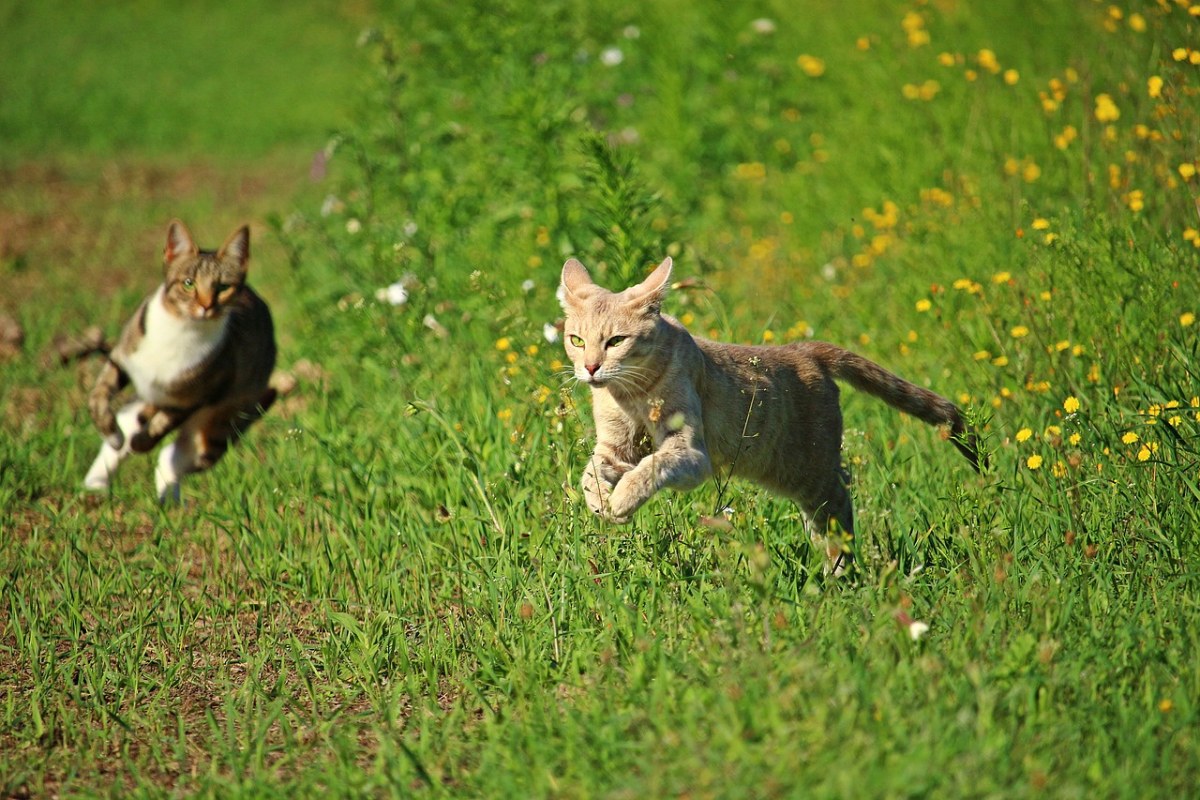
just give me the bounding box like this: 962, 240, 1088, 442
104, 430, 125, 450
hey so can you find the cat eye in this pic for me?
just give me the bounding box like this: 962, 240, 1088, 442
568, 334, 585, 348
606, 335, 627, 348
181, 278, 196, 292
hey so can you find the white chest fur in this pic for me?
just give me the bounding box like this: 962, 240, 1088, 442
120, 286, 229, 404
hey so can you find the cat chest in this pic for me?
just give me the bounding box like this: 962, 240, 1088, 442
118, 289, 230, 404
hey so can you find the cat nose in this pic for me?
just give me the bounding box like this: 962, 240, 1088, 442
585, 362, 601, 376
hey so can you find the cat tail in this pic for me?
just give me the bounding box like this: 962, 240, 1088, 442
819, 343, 985, 471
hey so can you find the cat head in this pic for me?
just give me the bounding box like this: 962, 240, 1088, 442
558, 257, 673, 390
161, 220, 251, 321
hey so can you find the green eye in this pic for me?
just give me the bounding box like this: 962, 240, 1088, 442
181, 278, 196, 292
606, 335, 627, 348
568, 334, 585, 348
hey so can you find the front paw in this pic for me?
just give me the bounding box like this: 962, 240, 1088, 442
104, 429, 125, 450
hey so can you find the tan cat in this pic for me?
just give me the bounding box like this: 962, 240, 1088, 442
84, 220, 277, 502
558, 256, 981, 573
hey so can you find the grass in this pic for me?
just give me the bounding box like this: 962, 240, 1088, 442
3, 0, 1200, 796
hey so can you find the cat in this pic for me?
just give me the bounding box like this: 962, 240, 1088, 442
84, 220, 277, 502
558, 256, 982, 574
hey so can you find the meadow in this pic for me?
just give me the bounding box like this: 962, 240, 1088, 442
2, 0, 1200, 796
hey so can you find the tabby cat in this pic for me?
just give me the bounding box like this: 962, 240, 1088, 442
84, 220, 277, 502
558, 257, 981, 573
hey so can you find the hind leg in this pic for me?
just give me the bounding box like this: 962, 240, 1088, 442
84, 401, 145, 490
154, 396, 271, 503
800, 468, 855, 577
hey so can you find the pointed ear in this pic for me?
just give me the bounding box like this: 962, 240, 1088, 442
218, 225, 251, 269
626, 257, 673, 314
558, 258, 593, 311
164, 219, 198, 265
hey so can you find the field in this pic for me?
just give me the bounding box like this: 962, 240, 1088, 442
3, 0, 1200, 796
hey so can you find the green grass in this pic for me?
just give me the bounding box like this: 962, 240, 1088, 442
3, 0, 1200, 796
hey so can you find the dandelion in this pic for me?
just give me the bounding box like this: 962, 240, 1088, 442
1122, 431, 1139, 444
495, 337, 512, 351
915, 299, 932, 312
977, 49, 1000, 73
1094, 93, 1120, 123
797, 54, 826, 77
992, 271, 1012, 284
1137, 446, 1152, 462
1181, 312, 1196, 326
1027, 454, 1044, 469
1064, 396, 1080, 414
1016, 428, 1033, 442
1011, 325, 1030, 338
1180, 163, 1197, 180
1148, 75, 1164, 98
1003, 69, 1019, 85
1069, 432, 1082, 446
856, 36, 871, 51
1052, 461, 1068, 478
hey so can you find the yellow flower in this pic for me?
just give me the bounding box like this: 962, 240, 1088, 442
1137, 446, 1151, 462
1180, 163, 1197, 180
1052, 461, 1068, 478
974, 350, 991, 361
1181, 312, 1196, 327
797, 54, 826, 77
993, 355, 1009, 367
1148, 75, 1164, 98
1031, 218, 1051, 230
992, 271, 1012, 284
495, 337, 511, 351
915, 299, 932, 312
762, 329, 775, 343
1011, 325, 1030, 338
1003, 69, 1019, 85
1172, 47, 1189, 62
1094, 93, 1120, 123
1069, 433, 1082, 446
1121, 432, 1139, 444
1027, 454, 1044, 469
1016, 428, 1033, 443
1128, 12, 1146, 32
1064, 396, 1080, 414
977, 49, 1000, 74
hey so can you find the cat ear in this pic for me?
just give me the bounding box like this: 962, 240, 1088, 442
626, 257, 673, 314
164, 220, 198, 265
218, 225, 251, 269
559, 258, 593, 310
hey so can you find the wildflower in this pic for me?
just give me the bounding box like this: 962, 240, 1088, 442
915, 299, 932, 312
1003, 69, 1019, 85
1094, 93, 1120, 123
1064, 396, 1080, 414
495, 337, 512, 351
1016, 428, 1033, 442
543, 323, 559, 344
1129, 12, 1146, 31
345, 218, 362, 234
856, 36, 872, 50
993, 355, 1009, 367
797, 55, 826, 77
1148, 75, 1164, 98
908, 620, 930, 641
1121, 431, 1139, 444
375, 281, 410, 306
1125, 190, 1145, 212
1052, 461, 1068, 478
992, 271, 1011, 284
599, 47, 624, 67
1010, 325, 1030, 338
974, 350, 991, 361
1181, 312, 1196, 326
1180, 163, 1197, 180
1137, 446, 1152, 462
1032, 218, 1051, 230
1069, 433, 1082, 446
751, 18, 776, 34
1027, 454, 1044, 469
977, 49, 1000, 74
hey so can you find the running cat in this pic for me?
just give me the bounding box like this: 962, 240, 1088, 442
558, 256, 981, 573
85, 220, 277, 502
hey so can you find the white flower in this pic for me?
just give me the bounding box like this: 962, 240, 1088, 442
320, 194, 343, 217
543, 323, 560, 343
600, 47, 624, 67
908, 621, 930, 641
346, 218, 362, 234
521, 279, 536, 293
751, 18, 777, 34
375, 282, 409, 306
